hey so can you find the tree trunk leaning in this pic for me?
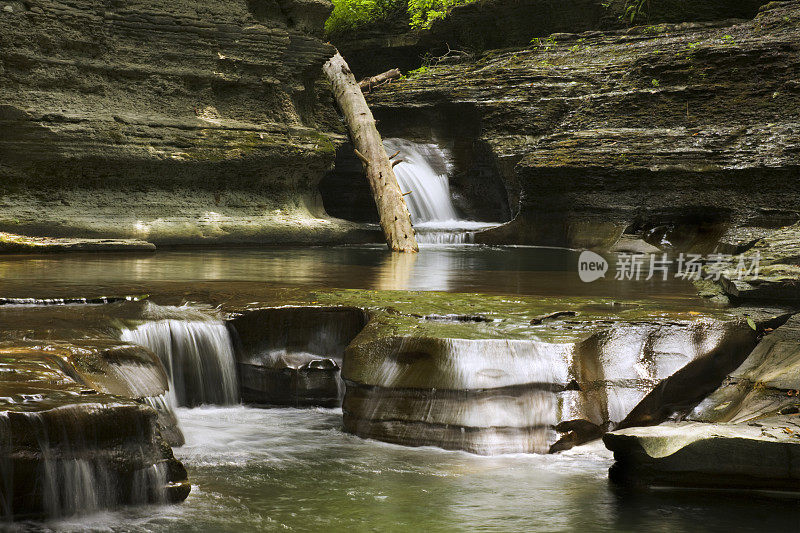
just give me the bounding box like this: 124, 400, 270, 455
323, 52, 418, 253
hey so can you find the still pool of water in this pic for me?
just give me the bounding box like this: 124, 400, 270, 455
11, 406, 798, 533
0, 245, 704, 302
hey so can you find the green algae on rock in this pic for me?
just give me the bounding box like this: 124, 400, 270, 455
0, 232, 156, 253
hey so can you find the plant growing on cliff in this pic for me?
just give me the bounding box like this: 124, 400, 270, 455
325, 0, 476, 35
407, 0, 474, 29
604, 0, 650, 25
325, 0, 406, 35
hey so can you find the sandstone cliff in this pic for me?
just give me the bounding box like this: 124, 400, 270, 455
0, 0, 373, 245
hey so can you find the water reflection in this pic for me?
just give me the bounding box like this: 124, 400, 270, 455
0, 246, 704, 302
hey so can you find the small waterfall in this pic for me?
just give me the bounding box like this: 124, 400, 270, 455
384, 138, 459, 224
384, 138, 498, 244
0, 409, 171, 520
121, 319, 239, 407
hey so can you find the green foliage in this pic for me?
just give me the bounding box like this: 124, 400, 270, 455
405, 65, 430, 78
325, 0, 475, 35
603, 0, 650, 25
325, 0, 406, 35
408, 0, 474, 29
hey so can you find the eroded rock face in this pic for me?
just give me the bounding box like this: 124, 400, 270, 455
342, 315, 756, 454
0, 351, 189, 520
689, 314, 800, 424
231, 306, 367, 406
334, 0, 769, 77
0, 0, 371, 245
604, 312, 800, 490
717, 223, 800, 303
366, 1, 800, 249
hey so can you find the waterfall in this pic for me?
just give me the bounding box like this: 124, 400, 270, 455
384, 138, 459, 224
121, 319, 239, 407
383, 138, 497, 244
0, 409, 171, 520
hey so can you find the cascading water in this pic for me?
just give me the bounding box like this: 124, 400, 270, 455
384, 138, 498, 244
0, 406, 175, 520
120, 311, 239, 408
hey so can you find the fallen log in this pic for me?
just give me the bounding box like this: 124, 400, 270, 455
323, 53, 418, 253
358, 68, 401, 91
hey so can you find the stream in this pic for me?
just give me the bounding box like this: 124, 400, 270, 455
7, 405, 796, 532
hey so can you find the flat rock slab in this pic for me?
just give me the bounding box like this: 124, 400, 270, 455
604, 419, 800, 490
0, 232, 155, 253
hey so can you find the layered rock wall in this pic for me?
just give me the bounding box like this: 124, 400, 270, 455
0, 0, 370, 244
366, 1, 800, 249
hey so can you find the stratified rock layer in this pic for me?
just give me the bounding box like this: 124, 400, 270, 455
717, 223, 800, 302
0, 0, 369, 245
690, 313, 800, 424
605, 312, 800, 490
0, 232, 155, 253
342, 313, 756, 454
367, 1, 800, 249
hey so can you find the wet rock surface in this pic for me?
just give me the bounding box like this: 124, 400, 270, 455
605, 311, 800, 489
340, 298, 756, 454
0, 0, 371, 245
366, 1, 800, 248
231, 306, 367, 406
0, 339, 184, 447
0, 349, 190, 519
604, 419, 800, 490
689, 313, 800, 424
